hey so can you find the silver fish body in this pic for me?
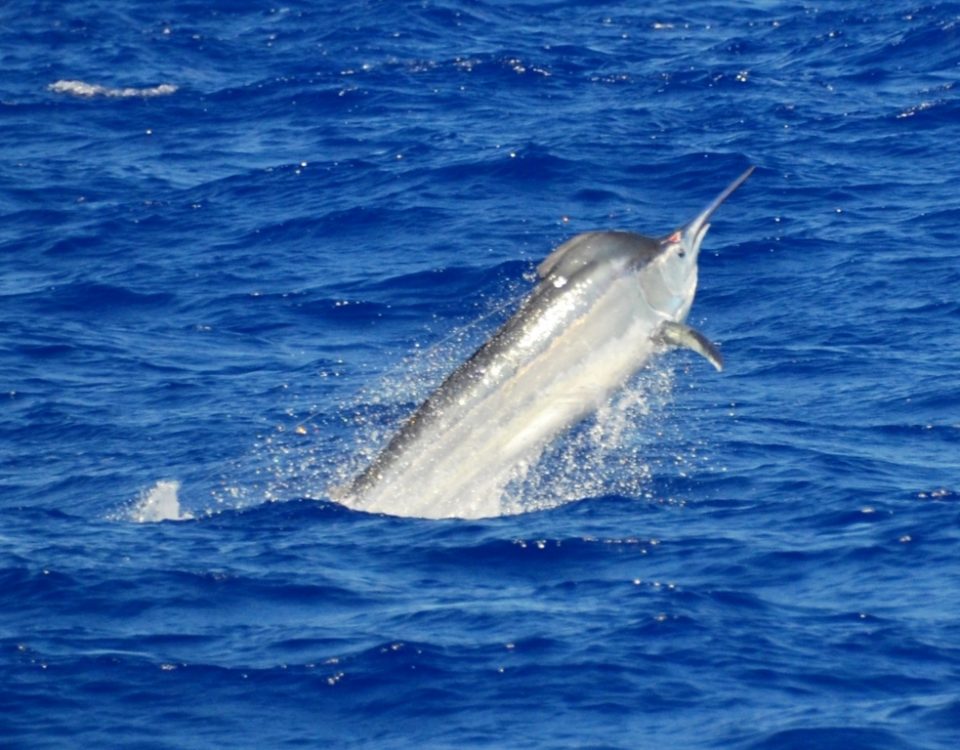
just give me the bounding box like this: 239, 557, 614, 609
340, 167, 754, 518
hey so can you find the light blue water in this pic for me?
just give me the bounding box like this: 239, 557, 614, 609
2, 1, 959, 748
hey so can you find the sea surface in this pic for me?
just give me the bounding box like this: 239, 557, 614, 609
2, 1, 959, 748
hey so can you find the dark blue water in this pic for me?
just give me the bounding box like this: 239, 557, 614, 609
3, 1, 960, 747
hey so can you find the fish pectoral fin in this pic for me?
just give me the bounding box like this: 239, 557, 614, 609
657, 321, 724, 372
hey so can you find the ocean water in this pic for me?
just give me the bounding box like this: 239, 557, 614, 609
3, 0, 960, 747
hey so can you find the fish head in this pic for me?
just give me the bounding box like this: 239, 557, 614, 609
654, 166, 755, 302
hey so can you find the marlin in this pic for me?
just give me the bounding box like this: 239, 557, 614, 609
339, 167, 755, 519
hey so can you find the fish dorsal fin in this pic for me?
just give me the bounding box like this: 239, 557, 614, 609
537, 232, 602, 278
537, 231, 659, 280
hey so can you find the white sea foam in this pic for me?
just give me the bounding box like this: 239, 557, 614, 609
48, 80, 178, 98
130, 480, 192, 522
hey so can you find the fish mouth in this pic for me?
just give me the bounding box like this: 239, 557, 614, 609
692, 221, 711, 253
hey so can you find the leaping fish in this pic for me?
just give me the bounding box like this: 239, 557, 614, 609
337, 167, 755, 519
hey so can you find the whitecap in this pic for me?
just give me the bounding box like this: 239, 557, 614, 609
48, 80, 178, 98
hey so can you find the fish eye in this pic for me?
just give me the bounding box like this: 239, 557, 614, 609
663, 231, 686, 258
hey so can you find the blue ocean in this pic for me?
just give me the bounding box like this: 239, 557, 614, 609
3, 1, 959, 747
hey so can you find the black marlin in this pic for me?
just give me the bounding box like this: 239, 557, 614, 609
338, 167, 755, 519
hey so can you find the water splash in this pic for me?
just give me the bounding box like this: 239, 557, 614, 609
507, 366, 676, 514
127, 480, 193, 523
